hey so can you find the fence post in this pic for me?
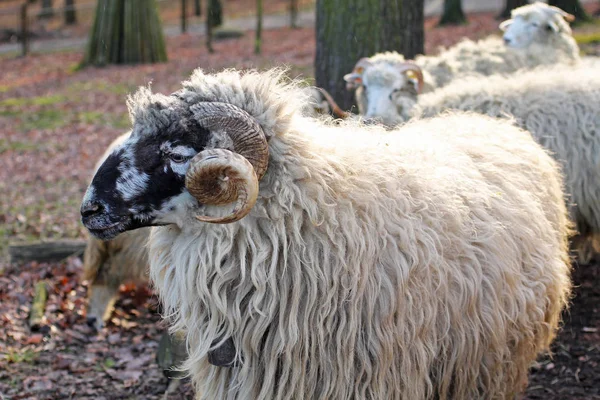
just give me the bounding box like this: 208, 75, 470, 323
21, 3, 29, 57
181, 0, 187, 33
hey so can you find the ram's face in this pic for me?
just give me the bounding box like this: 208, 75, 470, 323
81, 117, 210, 240
501, 11, 562, 49
361, 67, 417, 127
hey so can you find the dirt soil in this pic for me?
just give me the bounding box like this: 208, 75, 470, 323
1, 6, 599, 400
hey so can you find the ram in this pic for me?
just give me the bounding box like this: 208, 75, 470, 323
344, 2, 579, 118
81, 68, 571, 400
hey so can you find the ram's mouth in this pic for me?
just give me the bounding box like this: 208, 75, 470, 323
84, 216, 131, 240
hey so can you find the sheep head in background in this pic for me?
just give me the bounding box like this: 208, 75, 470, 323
344, 57, 424, 126
500, 2, 575, 49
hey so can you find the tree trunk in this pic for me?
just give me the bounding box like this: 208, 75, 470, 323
439, 0, 466, 25
290, 0, 299, 28
83, 0, 167, 66
64, 0, 76, 25
206, 0, 214, 52
497, 0, 528, 20
315, 0, 424, 111
208, 0, 222, 28
38, 0, 54, 19
194, 0, 201, 16
255, 0, 263, 54
548, 0, 591, 22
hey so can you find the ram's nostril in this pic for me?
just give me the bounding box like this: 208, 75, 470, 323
86, 316, 98, 328
503, 37, 511, 45
81, 201, 103, 218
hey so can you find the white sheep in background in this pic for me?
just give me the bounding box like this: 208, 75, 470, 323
80, 68, 572, 400
344, 2, 579, 116
405, 65, 600, 263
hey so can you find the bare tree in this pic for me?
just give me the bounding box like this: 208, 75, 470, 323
290, 0, 299, 28
208, 0, 222, 27
439, 0, 466, 25
315, 0, 424, 111
84, 0, 167, 66
194, 0, 201, 16
38, 0, 54, 19
255, 0, 263, 54
64, 0, 76, 25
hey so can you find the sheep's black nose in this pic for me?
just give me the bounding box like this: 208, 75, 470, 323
81, 201, 103, 218
503, 37, 511, 45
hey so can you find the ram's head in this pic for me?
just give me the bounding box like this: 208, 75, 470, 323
344, 58, 424, 126
81, 91, 269, 240
500, 2, 575, 49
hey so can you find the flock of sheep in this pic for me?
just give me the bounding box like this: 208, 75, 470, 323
78, 2, 598, 399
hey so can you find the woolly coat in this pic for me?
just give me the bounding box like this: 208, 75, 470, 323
411, 65, 600, 260
141, 69, 572, 400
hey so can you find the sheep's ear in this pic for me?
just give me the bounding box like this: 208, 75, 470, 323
499, 19, 512, 31
344, 72, 362, 84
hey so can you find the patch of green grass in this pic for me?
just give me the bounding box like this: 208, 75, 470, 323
19, 109, 65, 131
103, 357, 116, 368
0, 94, 66, 107
0, 85, 9, 93
0, 109, 19, 117
77, 111, 130, 129
0, 138, 41, 154
68, 80, 135, 96
4, 348, 39, 364
574, 31, 600, 45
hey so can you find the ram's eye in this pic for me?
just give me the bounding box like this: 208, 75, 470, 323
169, 153, 189, 163
545, 24, 553, 31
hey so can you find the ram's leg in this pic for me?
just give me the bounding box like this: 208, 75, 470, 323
86, 284, 119, 330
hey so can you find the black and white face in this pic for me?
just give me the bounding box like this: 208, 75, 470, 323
81, 113, 210, 240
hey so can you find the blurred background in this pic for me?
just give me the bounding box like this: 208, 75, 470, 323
0, 0, 599, 399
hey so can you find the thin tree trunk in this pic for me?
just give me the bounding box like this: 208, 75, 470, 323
38, 0, 54, 19
290, 0, 299, 28
439, 0, 466, 25
206, 0, 214, 52
208, 0, 222, 27
255, 0, 263, 54
315, 0, 424, 111
64, 0, 76, 25
194, 0, 201, 16
497, 0, 527, 20
548, 0, 591, 22
83, 0, 167, 66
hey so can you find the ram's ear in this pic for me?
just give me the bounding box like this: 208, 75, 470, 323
499, 19, 512, 31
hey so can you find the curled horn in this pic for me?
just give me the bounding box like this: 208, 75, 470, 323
316, 87, 350, 119
344, 57, 373, 90
185, 102, 268, 224
397, 62, 425, 94
547, 4, 575, 22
